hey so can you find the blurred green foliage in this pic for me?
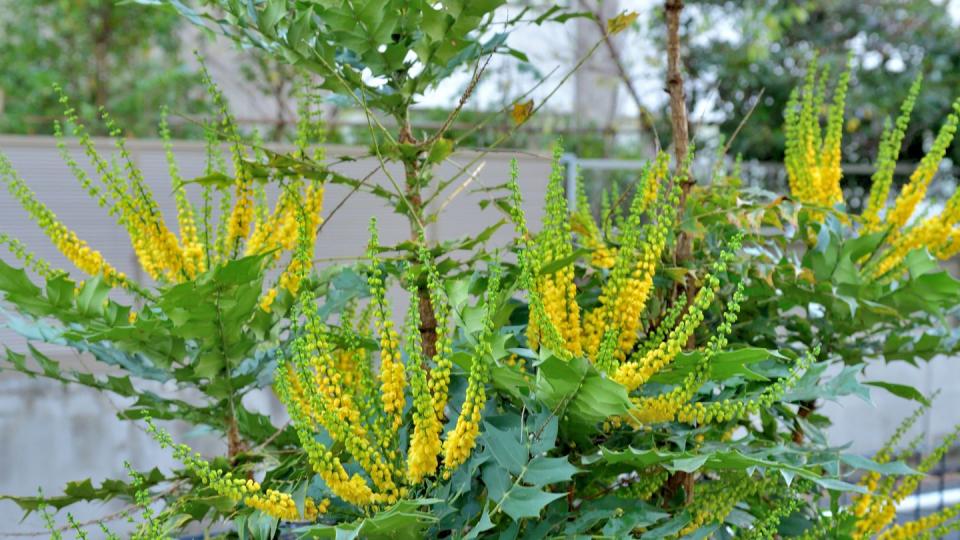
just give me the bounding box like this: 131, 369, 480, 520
0, 0, 210, 136
683, 0, 960, 164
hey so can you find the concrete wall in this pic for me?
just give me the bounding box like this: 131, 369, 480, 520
0, 135, 958, 535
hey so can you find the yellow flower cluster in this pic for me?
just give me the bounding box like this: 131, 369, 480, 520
783, 59, 960, 279
527, 143, 584, 356
402, 238, 460, 484
877, 505, 960, 540
571, 189, 616, 269
1, 74, 327, 305
146, 420, 328, 522
784, 56, 849, 215
272, 220, 497, 509
443, 264, 501, 473
861, 75, 923, 233
0, 155, 126, 287
519, 148, 674, 366
244, 489, 328, 521
584, 154, 672, 362
161, 109, 206, 278
508, 148, 815, 433
850, 404, 960, 539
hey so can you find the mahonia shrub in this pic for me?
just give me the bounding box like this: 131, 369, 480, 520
430, 145, 897, 538
134, 219, 506, 536
692, 56, 960, 377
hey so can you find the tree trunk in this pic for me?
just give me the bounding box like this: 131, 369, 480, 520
398, 118, 439, 359
663, 0, 696, 505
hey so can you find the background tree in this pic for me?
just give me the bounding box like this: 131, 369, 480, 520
682, 0, 960, 165
0, 0, 209, 136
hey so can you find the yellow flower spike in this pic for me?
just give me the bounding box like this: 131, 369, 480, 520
275, 342, 383, 507
850, 416, 956, 538
244, 490, 327, 522
819, 59, 851, 208
102, 109, 187, 281
403, 278, 443, 485
572, 173, 617, 268
877, 504, 960, 540
366, 220, 406, 446
160, 107, 204, 280
0, 154, 126, 286
146, 419, 262, 502
613, 242, 736, 393
245, 180, 302, 258
269, 182, 325, 301
870, 217, 948, 278
528, 142, 582, 357
783, 88, 805, 202
885, 97, 960, 233
225, 176, 254, 254
0, 234, 59, 278
443, 264, 501, 472
411, 237, 455, 424
862, 74, 923, 233
505, 159, 568, 360
56, 88, 144, 241
582, 153, 673, 362
783, 57, 852, 219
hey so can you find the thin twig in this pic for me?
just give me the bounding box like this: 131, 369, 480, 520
579, 0, 661, 154
451, 64, 562, 148
437, 39, 606, 201
665, 0, 690, 169
425, 54, 493, 147
719, 88, 765, 161
251, 420, 291, 452
357, 87, 426, 236
436, 161, 486, 215
315, 166, 379, 236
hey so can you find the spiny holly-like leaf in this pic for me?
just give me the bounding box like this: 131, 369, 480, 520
497, 485, 564, 521
649, 347, 779, 384
482, 421, 527, 475
864, 380, 931, 406
535, 355, 631, 438
523, 456, 579, 486
0, 469, 168, 515
839, 454, 916, 476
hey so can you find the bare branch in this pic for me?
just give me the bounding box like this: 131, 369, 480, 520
425, 53, 493, 147
579, 0, 661, 154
